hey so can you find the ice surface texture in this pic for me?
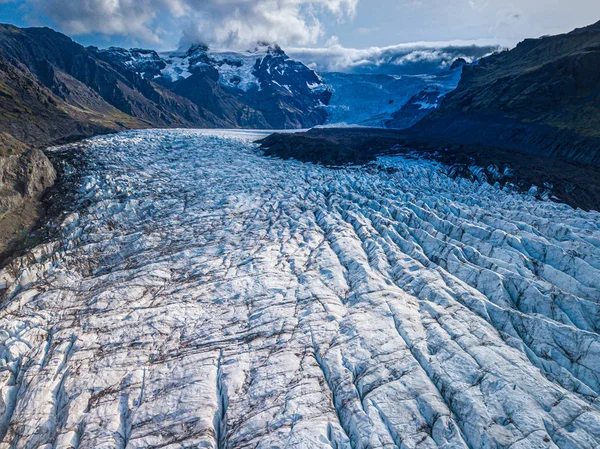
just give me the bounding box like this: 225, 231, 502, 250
1, 130, 600, 449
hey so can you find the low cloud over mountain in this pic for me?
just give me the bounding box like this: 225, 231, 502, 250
287, 40, 501, 74
26, 0, 358, 48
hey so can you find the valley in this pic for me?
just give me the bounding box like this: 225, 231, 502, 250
0, 12, 600, 448
1, 130, 599, 448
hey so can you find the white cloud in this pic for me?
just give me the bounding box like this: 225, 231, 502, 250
27, 0, 170, 43
287, 40, 502, 73
26, 0, 359, 48
18, 0, 599, 56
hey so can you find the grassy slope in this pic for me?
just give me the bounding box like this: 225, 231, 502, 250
408, 21, 600, 165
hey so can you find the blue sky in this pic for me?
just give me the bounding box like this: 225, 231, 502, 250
1, 0, 599, 51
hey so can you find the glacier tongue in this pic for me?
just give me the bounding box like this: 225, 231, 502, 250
1, 129, 600, 449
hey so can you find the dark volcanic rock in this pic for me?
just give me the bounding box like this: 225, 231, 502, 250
169, 70, 257, 127
0, 52, 119, 149
259, 130, 377, 165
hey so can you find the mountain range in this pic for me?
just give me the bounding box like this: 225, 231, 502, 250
0, 24, 331, 151
0, 24, 330, 260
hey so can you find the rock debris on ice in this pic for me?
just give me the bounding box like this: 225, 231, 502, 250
0, 130, 600, 449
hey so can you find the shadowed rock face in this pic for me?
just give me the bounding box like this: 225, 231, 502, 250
0, 53, 122, 151
411, 20, 600, 166
1, 130, 600, 448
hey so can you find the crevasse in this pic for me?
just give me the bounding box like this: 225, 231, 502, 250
0, 130, 599, 449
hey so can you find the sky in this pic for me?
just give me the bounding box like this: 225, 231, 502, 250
0, 0, 599, 68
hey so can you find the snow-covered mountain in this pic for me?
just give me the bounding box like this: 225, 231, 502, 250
93, 44, 332, 129
384, 86, 448, 129
93, 44, 483, 130
321, 71, 462, 127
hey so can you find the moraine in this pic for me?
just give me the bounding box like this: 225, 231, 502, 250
1, 130, 600, 448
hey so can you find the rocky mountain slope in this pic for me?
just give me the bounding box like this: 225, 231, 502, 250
408, 20, 600, 165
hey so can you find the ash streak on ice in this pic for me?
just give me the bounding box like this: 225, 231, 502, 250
1, 130, 600, 448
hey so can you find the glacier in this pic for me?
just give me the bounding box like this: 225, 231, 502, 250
322, 72, 461, 127
0, 130, 600, 448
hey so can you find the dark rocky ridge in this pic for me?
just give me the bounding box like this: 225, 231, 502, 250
259, 21, 600, 210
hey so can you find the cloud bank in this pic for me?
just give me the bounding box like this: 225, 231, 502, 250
287, 40, 502, 74
15, 0, 502, 75
26, 0, 359, 48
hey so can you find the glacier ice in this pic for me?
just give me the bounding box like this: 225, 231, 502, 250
322, 72, 461, 127
0, 130, 600, 448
